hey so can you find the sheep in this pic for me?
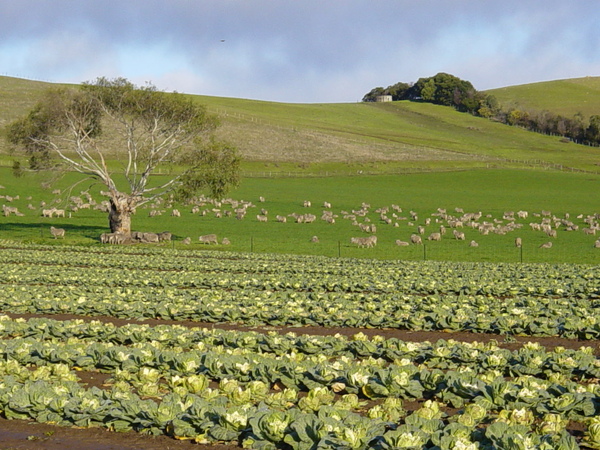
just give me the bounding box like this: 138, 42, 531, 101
417, 226, 425, 235
469, 240, 479, 247
350, 236, 377, 248
256, 214, 268, 222
539, 242, 553, 249
428, 232, 442, 241
157, 231, 172, 242
594, 240, 600, 248
140, 232, 160, 243
259, 196, 265, 202
101, 232, 127, 244
199, 234, 218, 244
311, 236, 319, 243
276, 215, 287, 223
546, 229, 557, 238
583, 227, 596, 236
453, 230, 465, 240
303, 200, 311, 208
50, 226, 65, 239
171, 209, 181, 217
42, 208, 54, 218
182, 237, 192, 245
323, 201, 331, 209
410, 234, 423, 245
395, 240, 410, 246
2, 205, 20, 217
221, 237, 231, 245
515, 237, 522, 248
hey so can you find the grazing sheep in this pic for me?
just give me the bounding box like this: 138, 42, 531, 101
276, 215, 287, 223
428, 232, 441, 241
199, 234, 218, 244
50, 226, 65, 239
469, 240, 479, 247
259, 196, 265, 202
157, 231, 172, 242
410, 234, 423, 245
539, 242, 553, 249
101, 232, 128, 244
311, 236, 319, 243
395, 240, 410, 246
350, 236, 377, 248
303, 200, 311, 208
2, 205, 20, 217
140, 232, 160, 243
221, 237, 231, 245
182, 237, 192, 245
594, 240, 600, 248
515, 237, 522, 248
171, 209, 181, 217
583, 227, 596, 236
256, 214, 268, 222
417, 226, 425, 235
546, 229, 557, 238
453, 230, 465, 240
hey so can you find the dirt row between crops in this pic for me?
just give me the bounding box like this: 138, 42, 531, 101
0, 310, 598, 449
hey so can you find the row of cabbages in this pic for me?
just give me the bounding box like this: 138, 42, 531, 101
0, 331, 597, 449
2, 274, 600, 338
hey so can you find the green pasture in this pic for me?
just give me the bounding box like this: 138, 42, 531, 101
3, 76, 600, 173
1, 167, 599, 264
487, 77, 600, 117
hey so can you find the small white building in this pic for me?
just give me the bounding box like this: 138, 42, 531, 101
375, 95, 393, 102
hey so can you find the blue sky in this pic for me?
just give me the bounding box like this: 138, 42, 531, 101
1, 1, 599, 103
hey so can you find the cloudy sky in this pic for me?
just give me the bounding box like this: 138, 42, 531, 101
1, 1, 599, 103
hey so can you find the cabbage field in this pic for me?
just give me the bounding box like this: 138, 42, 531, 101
1, 242, 600, 449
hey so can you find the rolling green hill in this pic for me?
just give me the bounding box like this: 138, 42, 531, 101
486, 76, 600, 117
1, 76, 600, 174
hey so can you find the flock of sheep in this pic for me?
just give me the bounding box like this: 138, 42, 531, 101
3, 185, 600, 249
140, 195, 600, 250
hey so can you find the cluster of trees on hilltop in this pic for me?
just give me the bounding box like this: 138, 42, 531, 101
362, 72, 499, 116
363, 73, 600, 147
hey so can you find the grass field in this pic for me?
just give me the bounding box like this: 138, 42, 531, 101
487, 76, 600, 117
1, 76, 599, 264
1, 167, 599, 264
2, 76, 600, 173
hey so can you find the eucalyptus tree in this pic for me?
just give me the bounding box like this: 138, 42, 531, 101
6, 77, 240, 235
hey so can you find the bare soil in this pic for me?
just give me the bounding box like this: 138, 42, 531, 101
0, 311, 596, 449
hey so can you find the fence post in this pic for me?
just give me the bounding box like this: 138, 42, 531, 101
520, 245, 523, 263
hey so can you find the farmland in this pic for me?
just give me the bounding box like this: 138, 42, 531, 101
0, 243, 599, 448
1, 76, 600, 448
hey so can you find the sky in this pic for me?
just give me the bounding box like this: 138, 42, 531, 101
1, 1, 599, 103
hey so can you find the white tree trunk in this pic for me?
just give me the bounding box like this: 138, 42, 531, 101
108, 193, 136, 235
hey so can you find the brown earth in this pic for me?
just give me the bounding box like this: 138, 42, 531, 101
0, 311, 596, 449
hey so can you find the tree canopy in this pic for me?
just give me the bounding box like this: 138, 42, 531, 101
6, 77, 240, 235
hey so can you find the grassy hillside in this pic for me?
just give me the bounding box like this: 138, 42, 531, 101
1, 76, 600, 174
486, 76, 600, 117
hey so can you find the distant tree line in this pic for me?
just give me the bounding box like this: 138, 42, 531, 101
363, 72, 600, 147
